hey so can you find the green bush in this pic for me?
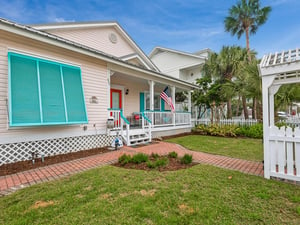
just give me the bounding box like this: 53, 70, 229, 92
168, 151, 178, 158
193, 123, 263, 139
118, 154, 132, 165
146, 161, 155, 168
131, 153, 149, 164
151, 153, 160, 159
180, 154, 193, 164
236, 123, 263, 139
147, 157, 169, 168
154, 157, 169, 167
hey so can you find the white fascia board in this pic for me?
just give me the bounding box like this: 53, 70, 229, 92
121, 54, 151, 70
149, 46, 207, 60
32, 22, 118, 30
179, 62, 205, 70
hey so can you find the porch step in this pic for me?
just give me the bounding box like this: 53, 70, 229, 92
123, 129, 151, 146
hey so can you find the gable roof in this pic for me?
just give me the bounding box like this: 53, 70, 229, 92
32, 21, 160, 72
149, 46, 208, 60
0, 18, 198, 90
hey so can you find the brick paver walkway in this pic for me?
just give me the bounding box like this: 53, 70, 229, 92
0, 142, 263, 196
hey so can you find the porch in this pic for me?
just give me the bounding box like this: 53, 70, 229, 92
106, 63, 196, 146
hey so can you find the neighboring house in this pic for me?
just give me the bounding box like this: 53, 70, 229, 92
149, 47, 211, 116
149, 46, 211, 84
0, 18, 197, 165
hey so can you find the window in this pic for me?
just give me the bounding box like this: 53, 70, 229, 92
8, 52, 88, 127
145, 92, 161, 111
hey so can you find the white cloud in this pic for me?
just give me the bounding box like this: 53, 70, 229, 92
53, 18, 75, 23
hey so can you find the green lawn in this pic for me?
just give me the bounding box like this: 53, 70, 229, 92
0, 165, 299, 224
167, 135, 263, 161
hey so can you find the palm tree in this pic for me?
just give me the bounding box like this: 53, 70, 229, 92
203, 46, 248, 119
224, 0, 271, 61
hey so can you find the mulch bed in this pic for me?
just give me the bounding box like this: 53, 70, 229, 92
0, 147, 110, 176
113, 155, 198, 172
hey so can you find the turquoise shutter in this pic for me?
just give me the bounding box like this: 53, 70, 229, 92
140, 92, 144, 112
9, 52, 88, 126
39, 61, 66, 123
10, 54, 41, 125
62, 66, 87, 123
161, 98, 165, 111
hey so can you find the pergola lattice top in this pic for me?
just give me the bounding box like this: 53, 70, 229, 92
260, 48, 300, 85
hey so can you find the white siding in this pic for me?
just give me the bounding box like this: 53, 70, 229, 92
150, 51, 205, 79
47, 27, 136, 58
0, 31, 109, 144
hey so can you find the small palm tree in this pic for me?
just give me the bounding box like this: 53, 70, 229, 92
224, 0, 271, 60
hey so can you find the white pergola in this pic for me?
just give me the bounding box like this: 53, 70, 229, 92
259, 48, 300, 181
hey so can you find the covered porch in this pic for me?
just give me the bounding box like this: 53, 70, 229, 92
106, 63, 196, 146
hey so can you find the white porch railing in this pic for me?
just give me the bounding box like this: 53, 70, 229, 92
144, 111, 191, 127
268, 126, 300, 182
107, 109, 130, 144
193, 118, 258, 126
107, 109, 152, 145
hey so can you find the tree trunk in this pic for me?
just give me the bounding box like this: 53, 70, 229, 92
257, 101, 262, 121
245, 27, 251, 62
227, 98, 232, 119
236, 95, 241, 117
210, 101, 215, 124
252, 97, 257, 119
242, 95, 249, 119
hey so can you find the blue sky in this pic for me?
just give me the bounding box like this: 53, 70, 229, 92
0, 0, 299, 58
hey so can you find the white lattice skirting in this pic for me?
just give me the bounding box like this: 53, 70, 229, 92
0, 134, 114, 165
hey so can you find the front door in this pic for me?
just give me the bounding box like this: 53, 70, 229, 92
110, 89, 122, 125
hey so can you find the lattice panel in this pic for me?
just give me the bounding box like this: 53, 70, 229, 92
0, 134, 114, 165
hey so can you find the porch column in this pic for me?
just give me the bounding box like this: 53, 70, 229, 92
188, 91, 192, 112
148, 80, 155, 126
171, 86, 176, 126
262, 75, 275, 179
107, 69, 111, 111
188, 90, 192, 125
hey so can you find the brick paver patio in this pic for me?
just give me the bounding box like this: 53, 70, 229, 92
0, 141, 263, 196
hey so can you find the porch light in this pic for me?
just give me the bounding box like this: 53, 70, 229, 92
125, 89, 129, 95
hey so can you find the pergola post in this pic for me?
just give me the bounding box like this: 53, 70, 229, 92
262, 75, 276, 179
269, 85, 281, 126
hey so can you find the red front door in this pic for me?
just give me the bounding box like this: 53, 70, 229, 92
110, 89, 122, 125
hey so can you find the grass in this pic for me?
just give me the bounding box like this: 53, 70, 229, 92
166, 135, 263, 161
0, 165, 299, 224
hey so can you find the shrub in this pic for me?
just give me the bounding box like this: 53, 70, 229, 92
194, 123, 263, 139
146, 161, 155, 168
118, 154, 132, 165
236, 123, 263, 139
154, 157, 169, 167
180, 154, 193, 164
131, 153, 149, 164
151, 153, 160, 159
168, 151, 178, 158
146, 157, 169, 169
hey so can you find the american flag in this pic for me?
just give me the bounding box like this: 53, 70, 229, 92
160, 86, 175, 112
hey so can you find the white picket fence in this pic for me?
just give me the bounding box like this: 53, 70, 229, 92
268, 126, 300, 181
192, 118, 258, 127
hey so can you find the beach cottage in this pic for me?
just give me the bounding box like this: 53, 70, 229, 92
0, 18, 197, 165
